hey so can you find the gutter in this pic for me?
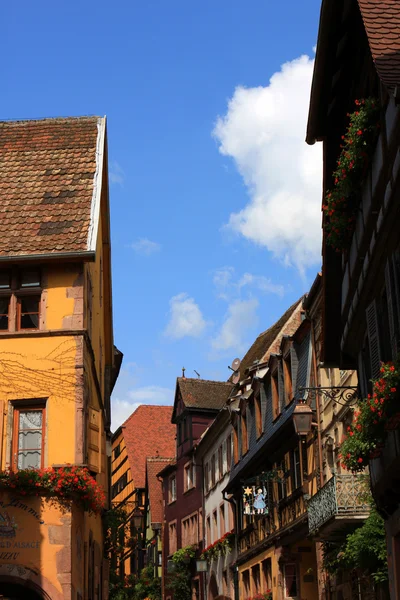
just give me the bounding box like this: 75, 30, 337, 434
0, 251, 96, 264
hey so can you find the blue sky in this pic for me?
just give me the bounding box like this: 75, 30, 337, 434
3, 0, 323, 428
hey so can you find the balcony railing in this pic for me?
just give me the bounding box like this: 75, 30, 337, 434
307, 474, 369, 536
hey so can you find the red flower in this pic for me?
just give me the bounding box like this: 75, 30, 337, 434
357, 130, 363, 136
357, 458, 363, 463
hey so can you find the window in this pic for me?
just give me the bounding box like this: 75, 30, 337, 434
218, 445, 223, 479
277, 458, 287, 501
114, 443, 121, 460
242, 570, 250, 598
168, 475, 176, 503
204, 461, 210, 492
255, 394, 262, 438
262, 558, 272, 591
241, 410, 248, 455
284, 563, 298, 598
212, 510, 218, 541
211, 455, 216, 488
184, 462, 195, 491
12, 404, 46, 470
168, 521, 177, 555
291, 446, 301, 491
206, 516, 211, 546
233, 425, 239, 464
219, 504, 225, 535
0, 269, 41, 332
283, 351, 293, 405
271, 371, 280, 419
222, 440, 227, 474
112, 471, 128, 499
252, 564, 261, 594
227, 434, 232, 469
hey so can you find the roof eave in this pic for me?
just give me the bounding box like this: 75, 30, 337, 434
0, 250, 96, 264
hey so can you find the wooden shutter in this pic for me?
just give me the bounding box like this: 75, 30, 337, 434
290, 346, 299, 397
385, 259, 399, 359
366, 300, 382, 379
88, 407, 101, 473
278, 360, 285, 412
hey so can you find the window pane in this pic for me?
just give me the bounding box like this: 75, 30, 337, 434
21, 271, 40, 288
19, 430, 42, 450
0, 272, 10, 289
18, 450, 41, 470
20, 296, 40, 329
285, 564, 297, 596
19, 411, 42, 429
0, 297, 9, 330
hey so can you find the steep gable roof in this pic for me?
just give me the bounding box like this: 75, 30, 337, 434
122, 405, 176, 489
0, 116, 105, 258
146, 457, 174, 525
358, 0, 400, 94
173, 378, 232, 421
237, 298, 303, 379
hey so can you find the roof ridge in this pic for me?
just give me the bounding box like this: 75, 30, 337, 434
178, 377, 232, 384
0, 115, 101, 125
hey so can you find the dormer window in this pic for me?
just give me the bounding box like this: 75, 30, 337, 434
0, 269, 42, 332
283, 350, 293, 405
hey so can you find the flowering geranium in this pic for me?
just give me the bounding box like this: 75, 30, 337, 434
202, 529, 235, 561
340, 360, 400, 471
245, 592, 272, 600
323, 98, 380, 251
0, 466, 105, 514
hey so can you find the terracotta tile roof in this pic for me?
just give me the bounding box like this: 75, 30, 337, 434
358, 0, 400, 93
0, 116, 105, 258
176, 378, 232, 411
122, 405, 176, 489
237, 298, 303, 379
146, 458, 174, 524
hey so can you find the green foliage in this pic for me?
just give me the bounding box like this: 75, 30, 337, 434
340, 359, 400, 471
166, 546, 196, 600
323, 97, 380, 251
133, 566, 162, 600
323, 491, 388, 585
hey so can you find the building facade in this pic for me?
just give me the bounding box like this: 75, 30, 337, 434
160, 377, 232, 600
0, 116, 121, 599
110, 405, 175, 585
195, 408, 236, 600
307, 0, 400, 597
225, 298, 320, 600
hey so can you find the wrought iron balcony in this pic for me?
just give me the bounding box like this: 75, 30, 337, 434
307, 474, 369, 538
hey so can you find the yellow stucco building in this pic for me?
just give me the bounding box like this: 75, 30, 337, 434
0, 116, 121, 600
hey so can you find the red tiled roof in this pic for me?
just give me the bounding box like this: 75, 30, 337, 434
177, 378, 232, 410
358, 0, 400, 93
122, 405, 176, 489
0, 116, 105, 258
146, 458, 174, 524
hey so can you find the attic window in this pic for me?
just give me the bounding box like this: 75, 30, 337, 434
0, 269, 42, 332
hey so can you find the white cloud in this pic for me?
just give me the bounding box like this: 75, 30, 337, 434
164, 293, 207, 339
111, 385, 174, 430
211, 298, 259, 353
109, 160, 124, 185
213, 266, 284, 299
213, 53, 322, 275
131, 238, 161, 256
238, 273, 284, 296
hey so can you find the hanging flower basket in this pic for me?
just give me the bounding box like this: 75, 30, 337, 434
339, 360, 400, 471
323, 98, 380, 252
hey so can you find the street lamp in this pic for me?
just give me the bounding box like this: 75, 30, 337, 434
132, 506, 143, 530
195, 559, 208, 573
293, 403, 313, 435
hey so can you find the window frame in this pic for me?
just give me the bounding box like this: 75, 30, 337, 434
168, 474, 177, 504
282, 349, 293, 406
271, 369, 280, 420
184, 461, 195, 492
0, 269, 42, 333
12, 402, 46, 471
283, 563, 298, 598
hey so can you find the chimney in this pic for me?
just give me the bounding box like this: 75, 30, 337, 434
182, 367, 186, 378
